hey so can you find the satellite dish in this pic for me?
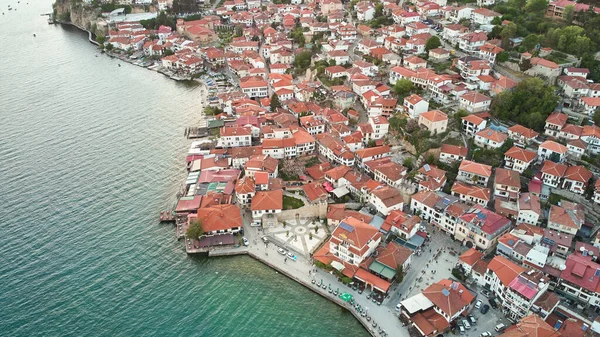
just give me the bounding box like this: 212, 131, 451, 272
580, 246, 586, 252
590, 251, 594, 256
559, 265, 567, 271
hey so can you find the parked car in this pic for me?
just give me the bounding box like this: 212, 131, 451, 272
495, 323, 507, 332
462, 319, 471, 329
242, 237, 249, 246
278, 248, 286, 255
469, 315, 476, 325
481, 332, 492, 337
395, 303, 401, 311
489, 298, 498, 309
480, 304, 490, 314
475, 300, 482, 309
287, 252, 297, 261
261, 236, 269, 243
480, 289, 491, 298
458, 325, 465, 334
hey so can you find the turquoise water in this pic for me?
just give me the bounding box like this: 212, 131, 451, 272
0, 2, 368, 336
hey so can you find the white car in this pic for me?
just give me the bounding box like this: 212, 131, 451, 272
463, 319, 471, 329
475, 299, 483, 309
395, 303, 401, 311
481, 332, 492, 337
278, 248, 286, 255
242, 237, 249, 246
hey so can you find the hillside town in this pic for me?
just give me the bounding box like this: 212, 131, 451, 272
82, 0, 600, 335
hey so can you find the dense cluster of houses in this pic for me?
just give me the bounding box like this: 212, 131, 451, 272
98, 0, 600, 335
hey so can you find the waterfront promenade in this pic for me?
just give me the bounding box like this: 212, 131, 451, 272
242, 220, 409, 337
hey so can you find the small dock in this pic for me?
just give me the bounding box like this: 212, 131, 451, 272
159, 211, 176, 222
185, 127, 209, 139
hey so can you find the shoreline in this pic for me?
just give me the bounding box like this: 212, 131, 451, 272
56, 19, 380, 337
247, 251, 377, 337
206, 247, 375, 336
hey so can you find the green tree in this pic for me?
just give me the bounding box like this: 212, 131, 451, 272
367, 139, 377, 148
490, 78, 559, 131
563, 4, 575, 24
496, 51, 509, 63
293, 51, 312, 75
594, 110, 600, 126
393, 79, 415, 100
395, 265, 404, 283
522, 34, 541, 51
519, 58, 531, 71
403, 157, 414, 170
524, 0, 547, 13
425, 36, 441, 52
491, 16, 502, 25
96, 35, 105, 44
270, 93, 282, 111
186, 220, 204, 239
104, 42, 113, 51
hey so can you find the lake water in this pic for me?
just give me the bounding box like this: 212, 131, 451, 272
0, 1, 368, 336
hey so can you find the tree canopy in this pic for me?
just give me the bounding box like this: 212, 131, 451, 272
186, 220, 204, 240
270, 94, 282, 111
293, 51, 312, 75
490, 78, 559, 131
392, 79, 415, 100
425, 36, 441, 52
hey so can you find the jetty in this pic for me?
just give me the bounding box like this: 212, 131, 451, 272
158, 211, 176, 222
185, 127, 209, 139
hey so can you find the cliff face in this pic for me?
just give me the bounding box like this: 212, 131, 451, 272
54, 0, 106, 37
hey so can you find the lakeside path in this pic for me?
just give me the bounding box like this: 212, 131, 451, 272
242, 219, 410, 337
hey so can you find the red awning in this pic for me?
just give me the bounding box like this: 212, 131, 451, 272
354, 268, 391, 293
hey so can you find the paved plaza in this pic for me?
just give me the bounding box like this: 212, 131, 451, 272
267, 217, 327, 259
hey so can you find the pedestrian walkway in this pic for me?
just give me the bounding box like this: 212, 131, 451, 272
244, 223, 409, 337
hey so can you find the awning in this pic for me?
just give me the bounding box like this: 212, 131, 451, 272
331, 186, 350, 198
354, 268, 391, 293
331, 260, 345, 271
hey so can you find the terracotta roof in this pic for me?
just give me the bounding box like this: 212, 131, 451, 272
452, 181, 491, 202
462, 114, 485, 125
326, 205, 373, 223
530, 57, 559, 69
461, 91, 491, 104
332, 217, 382, 251
476, 128, 508, 143
563, 165, 592, 183
411, 190, 441, 208
251, 189, 283, 211
235, 176, 255, 194
355, 145, 390, 159
422, 279, 474, 318
504, 146, 537, 163
459, 160, 492, 177
302, 182, 329, 202
582, 124, 600, 138
487, 255, 525, 286
539, 140, 568, 154
325, 165, 353, 180
508, 124, 539, 139
370, 185, 404, 207
375, 162, 407, 182
420, 110, 448, 123
560, 254, 600, 293
549, 201, 584, 230
495, 168, 521, 188
540, 160, 568, 177
411, 309, 450, 336
375, 241, 412, 270
441, 144, 468, 157
459, 248, 483, 267
404, 93, 424, 105
193, 204, 242, 233
545, 112, 568, 127
220, 126, 252, 137
459, 205, 511, 235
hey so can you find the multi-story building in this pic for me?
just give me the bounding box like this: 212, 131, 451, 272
458, 160, 492, 186
504, 146, 537, 174
455, 205, 512, 253
218, 126, 252, 148
547, 201, 584, 236
329, 217, 382, 266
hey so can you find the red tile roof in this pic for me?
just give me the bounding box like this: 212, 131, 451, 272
251, 189, 283, 211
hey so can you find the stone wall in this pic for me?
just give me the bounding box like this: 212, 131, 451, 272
278, 202, 328, 221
